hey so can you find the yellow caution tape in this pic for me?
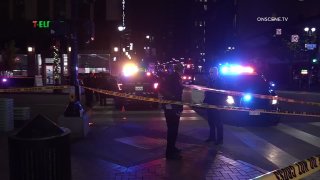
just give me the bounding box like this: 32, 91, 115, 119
0, 85, 69, 93
186, 85, 320, 107
1, 85, 320, 117
83, 86, 320, 118
253, 155, 320, 180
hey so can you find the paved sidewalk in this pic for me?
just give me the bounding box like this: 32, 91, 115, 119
1, 105, 269, 180
69, 106, 268, 180
71, 146, 267, 180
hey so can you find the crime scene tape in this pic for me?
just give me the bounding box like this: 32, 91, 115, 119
186, 84, 320, 107
253, 155, 320, 180
82, 86, 320, 118
0, 85, 69, 93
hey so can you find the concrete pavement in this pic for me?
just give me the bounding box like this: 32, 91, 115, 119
69, 105, 269, 180
2, 89, 320, 179
0, 104, 270, 180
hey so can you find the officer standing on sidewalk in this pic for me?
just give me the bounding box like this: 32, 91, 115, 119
203, 67, 224, 145
160, 64, 184, 160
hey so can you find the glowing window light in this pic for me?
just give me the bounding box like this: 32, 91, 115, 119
27, 46, 34, 52
301, 69, 308, 75
122, 63, 138, 77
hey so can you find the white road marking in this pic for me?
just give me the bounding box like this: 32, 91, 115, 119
275, 124, 320, 148
229, 126, 299, 168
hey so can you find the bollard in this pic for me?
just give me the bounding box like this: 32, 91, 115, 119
8, 114, 71, 180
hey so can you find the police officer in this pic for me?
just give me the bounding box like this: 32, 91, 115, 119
83, 72, 95, 108
160, 64, 184, 160
203, 67, 224, 145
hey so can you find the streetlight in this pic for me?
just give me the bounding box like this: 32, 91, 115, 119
118, 25, 126, 32
304, 27, 316, 36
27, 46, 34, 52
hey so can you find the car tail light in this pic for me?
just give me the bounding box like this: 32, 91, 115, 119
153, 83, 159, 89
117, 83, 123, 90
182, 76, 187, 79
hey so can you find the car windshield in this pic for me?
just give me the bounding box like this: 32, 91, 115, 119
220, 75, 269, 94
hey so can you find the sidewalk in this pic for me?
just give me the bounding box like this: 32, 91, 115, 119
0, 106, 269, 180
71, 148, 267, 180
69, 106, 268, 180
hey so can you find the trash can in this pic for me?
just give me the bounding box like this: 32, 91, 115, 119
8, 114, 71, 180
0, 98, 14, 132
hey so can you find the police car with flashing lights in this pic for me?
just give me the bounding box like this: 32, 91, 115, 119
207, 63, 279, 126
114, 63, 159, 110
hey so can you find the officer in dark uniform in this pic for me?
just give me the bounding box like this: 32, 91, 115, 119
203, 67, 224, 145
160, 64, 184, 160
99, 72, 109, 106
83, 72, 95, 108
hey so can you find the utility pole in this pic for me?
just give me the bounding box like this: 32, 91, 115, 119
64, 0, 83, 117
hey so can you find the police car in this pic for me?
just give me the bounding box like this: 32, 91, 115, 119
115, 62, 159, 110
208, 63, 279, 125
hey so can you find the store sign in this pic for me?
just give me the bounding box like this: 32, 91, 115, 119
32, 21, 51, 28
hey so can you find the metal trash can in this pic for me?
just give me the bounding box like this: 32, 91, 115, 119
8, 114, 71, 180
0, 98, 14, 132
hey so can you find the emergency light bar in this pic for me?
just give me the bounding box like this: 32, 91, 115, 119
219, 64, 255, 75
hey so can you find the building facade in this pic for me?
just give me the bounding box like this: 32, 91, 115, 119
0, 0, 122, 85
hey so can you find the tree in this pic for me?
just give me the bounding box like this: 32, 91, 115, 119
0, 40, 18, 75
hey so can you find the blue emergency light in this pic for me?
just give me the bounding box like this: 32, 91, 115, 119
243, 94, 252, 102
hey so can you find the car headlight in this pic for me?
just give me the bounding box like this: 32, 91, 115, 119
271, 99, 278, 105
226, 96, 235, 105
271, 96, 278, 105
122, 63, 139, 77
153, 83, 159, 89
